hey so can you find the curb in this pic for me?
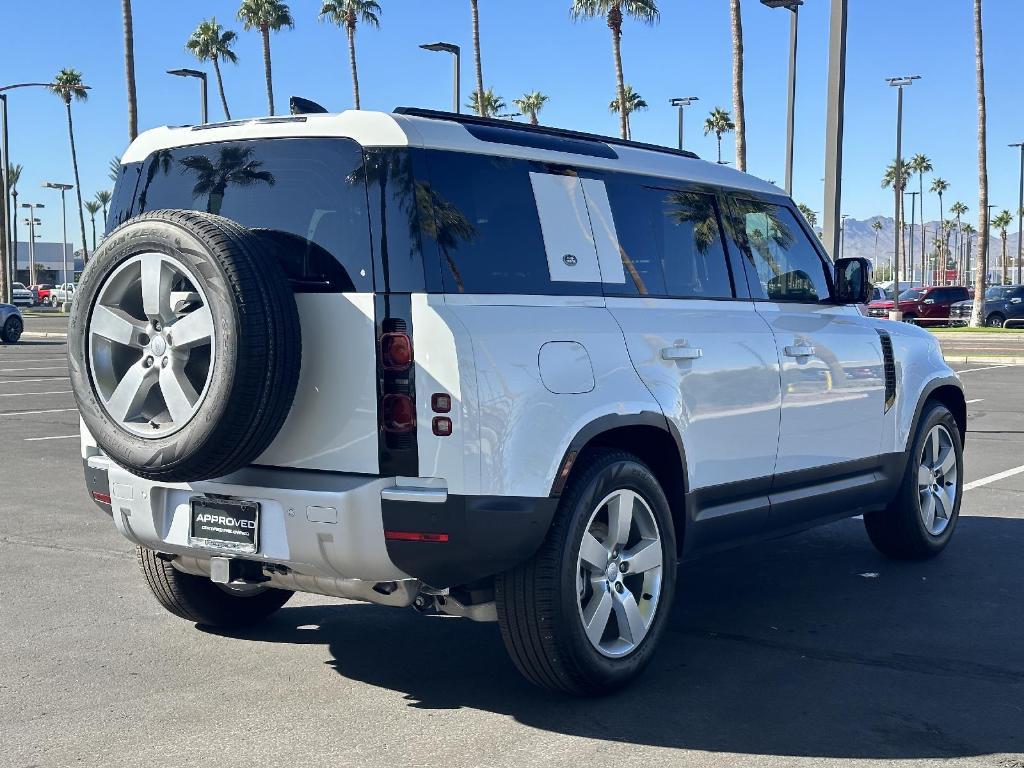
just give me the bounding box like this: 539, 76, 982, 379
943, 355, 1024, 365
22, 331, 68, 340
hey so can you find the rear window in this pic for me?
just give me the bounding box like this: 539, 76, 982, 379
116, 138, 373, 292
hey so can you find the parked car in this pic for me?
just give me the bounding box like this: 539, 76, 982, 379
28, 284, 53, 304
858, 285, 887, 316
73, 109, 966, 696
48, 283, 75, 306
867, 285, 971, 324
0, 303, 24, 343
10, 282, 34, 307
949, 285, 1024, 327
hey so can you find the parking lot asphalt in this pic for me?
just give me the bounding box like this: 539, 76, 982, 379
2, 340, 1023, 768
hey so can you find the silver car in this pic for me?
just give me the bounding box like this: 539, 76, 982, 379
0, 303, 24, 343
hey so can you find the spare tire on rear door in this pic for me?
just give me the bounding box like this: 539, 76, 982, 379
69, 210, 301, 482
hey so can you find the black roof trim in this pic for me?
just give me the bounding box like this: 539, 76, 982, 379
393, 107, 700, 161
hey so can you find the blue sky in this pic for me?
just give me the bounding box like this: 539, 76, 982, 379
2, 0, 1022, 251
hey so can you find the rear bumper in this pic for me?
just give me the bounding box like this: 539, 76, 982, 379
84, 457, 556, 589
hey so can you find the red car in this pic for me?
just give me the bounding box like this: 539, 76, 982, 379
27, 284, 53, 304
867, 285, 971, 324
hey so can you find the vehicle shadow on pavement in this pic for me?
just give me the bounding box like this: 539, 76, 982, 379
205, 515, 1024, 760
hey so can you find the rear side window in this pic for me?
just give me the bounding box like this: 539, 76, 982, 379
417, 151, 598, 295
603, 178, 734, 299
129, 138, 373, 292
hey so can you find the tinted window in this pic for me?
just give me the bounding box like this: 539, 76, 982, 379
131, 138, 372, 292
734, 200, 831, 303
604, 180, 733, 299
418, 151, 596, 295
364, 148, 427, 293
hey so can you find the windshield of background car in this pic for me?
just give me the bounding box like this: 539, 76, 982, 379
899, 289, 924, 301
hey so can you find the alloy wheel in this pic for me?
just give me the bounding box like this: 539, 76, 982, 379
917, 424, 958, 536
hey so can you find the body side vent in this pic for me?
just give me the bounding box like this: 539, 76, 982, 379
876, 329, 897, 412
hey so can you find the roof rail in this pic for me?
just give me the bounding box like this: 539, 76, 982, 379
393, 107, 700, 161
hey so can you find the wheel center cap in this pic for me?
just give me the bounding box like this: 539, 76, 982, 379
605, 563, 618, 582
151, 336, 167, 356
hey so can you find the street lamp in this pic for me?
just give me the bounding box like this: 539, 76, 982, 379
43, 182, 73, 294
167, 69, 208, 125
419, 43, 461, 114
20, 203, 44, 285
1011, 142, 1024, 285
886, 75, 920, 320
760, 0, 803, 195
668, 97, 699, 151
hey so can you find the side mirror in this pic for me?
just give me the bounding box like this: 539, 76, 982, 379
834, 257, 871, 305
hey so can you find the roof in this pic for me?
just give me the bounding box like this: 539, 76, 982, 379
121, 109, 783, 197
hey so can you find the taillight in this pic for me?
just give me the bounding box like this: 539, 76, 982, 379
381, 394, 416, 433
381, 332, 413, 370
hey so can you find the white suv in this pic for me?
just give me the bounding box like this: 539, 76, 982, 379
72, 108, 966, 695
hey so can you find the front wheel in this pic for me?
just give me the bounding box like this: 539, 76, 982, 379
495, 450, 677, 695
1, 315, 23, 344
987, 313, 1006, 328
903, 314, 917, 325
864, 402, 963, 560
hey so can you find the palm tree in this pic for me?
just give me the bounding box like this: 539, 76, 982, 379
470, 0, 486, 117
797, 204, 817, 229
570, 0, 660, 141
882, 159, 913, 282
962, 223, 976, 286
466, 88, 505, 118
187, 19, 239, 120
179, 145, 276, 216
122, 0, 138, 141
930, 177, 949, 275
85, 200, 102, 251
319, 1, 381, 110
238, 0, 294, 116
729, 0, 746, 172
871, 218, 884, 264
8, 163, 22, 275
971, 0, 989, 325
704, 107, 735, 165
881, 159, 913, 193
909, 153, 932, 268
95, 190, 113, 223
608, 85, 647, 139
950, 201, 969, 281
50, 69, 90, 262
513, 92, 550, 126
992, 210, 1013, 285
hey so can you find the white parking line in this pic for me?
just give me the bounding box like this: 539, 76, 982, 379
0, 365, 67, 373
24, 434, 79, 442
964, 464, 1024, 491
957, 364, 1017, 374
0, 358, 68, 364
0, 390, 72, 398
0, 377, 71, 386
0, 408, 78, 418
966, 398, 984, 404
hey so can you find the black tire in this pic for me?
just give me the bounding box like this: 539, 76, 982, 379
903, 313, 917, 325
1, 315, 22, 344
68, 210, 301, 482
495, 449, 677, 696
137, 547, 292, 627
864, 401, 963, 560
986, 313, 1006, 328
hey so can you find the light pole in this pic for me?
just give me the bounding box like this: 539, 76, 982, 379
420, 43, 461, 114
904, 191, 919, 283
822, 0, 847, 259
669, 97, 699, 151
43, 183, 73, 296
886, 75, 920, 320
984, 203, 997, 287
761, 0, 802, 195
840, 214, 849, 258
20, 203, 44, 285
167, 69, 208, 125
1012, 142, 1024, 285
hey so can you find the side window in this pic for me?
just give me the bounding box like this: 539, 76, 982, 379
734, 200, 831, 303
602, 177, 733, 299
417, 151, 599, 295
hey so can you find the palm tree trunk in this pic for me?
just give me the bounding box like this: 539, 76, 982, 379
730, 0, 746, 172
212, 56, 231, 120
90, 215, 96, 251
608, 8, 628, 141
717, 135, 723, 164
470, 0, 485, 116
971, 0, 988, 326
65, 101, 89, 263
347, 22, 361, 110
122, 0, 138, 141
938, 193, 945, 284
1002, 235, 1008, 284
261, 26, 275, 116
529, 110, 539, 126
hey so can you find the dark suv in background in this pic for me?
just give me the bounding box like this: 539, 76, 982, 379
950, 285, 1024, 327
867, 285, 970, 324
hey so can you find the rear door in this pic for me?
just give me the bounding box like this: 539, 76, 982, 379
726, 195, 886, 512
590, 173, 782, 548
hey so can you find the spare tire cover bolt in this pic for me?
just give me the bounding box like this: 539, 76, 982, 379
143, 356, 154, 368
161, 357, 169, 368
614, 582, 625, 594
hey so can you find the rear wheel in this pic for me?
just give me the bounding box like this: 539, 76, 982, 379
137, 547, 292, 628
1, 315, 23, 344
865, 402, 963, 560
495, 450, 677, 695
986, 313, 1006, 328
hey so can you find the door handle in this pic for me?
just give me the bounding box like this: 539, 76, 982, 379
784, 344, 815, 358
661, 345, 703, 361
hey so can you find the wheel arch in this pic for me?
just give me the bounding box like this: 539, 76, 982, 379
551, 412, 688, 556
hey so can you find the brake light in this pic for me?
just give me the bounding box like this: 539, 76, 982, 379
381, 332, 413, 370
381, 394, 416, 433
384, 530, 449, 543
